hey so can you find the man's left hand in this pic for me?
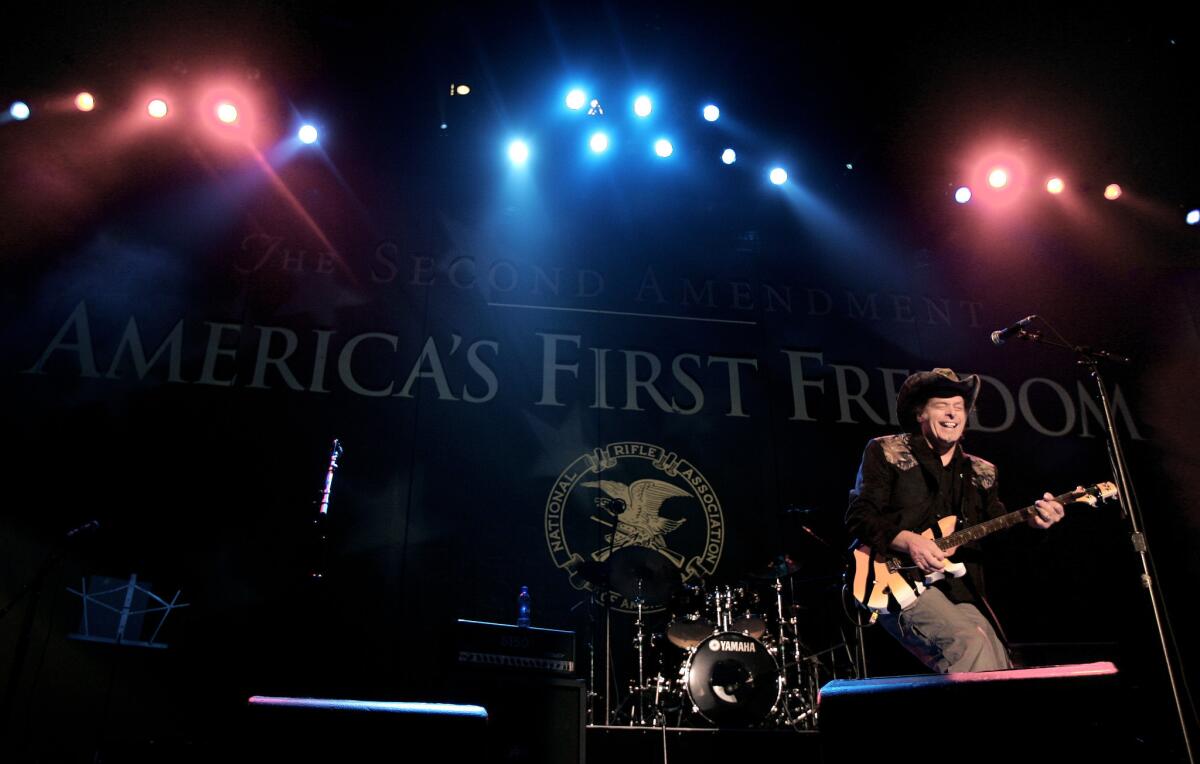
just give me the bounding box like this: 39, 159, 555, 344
1028, 491, 1068, 529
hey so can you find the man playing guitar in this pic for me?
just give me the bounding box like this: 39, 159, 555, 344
845, 368, 1066, 673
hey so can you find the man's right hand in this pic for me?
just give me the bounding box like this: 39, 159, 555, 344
891, 530, 946, 574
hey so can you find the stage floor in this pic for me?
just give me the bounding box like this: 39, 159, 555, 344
587, 725, 821, 763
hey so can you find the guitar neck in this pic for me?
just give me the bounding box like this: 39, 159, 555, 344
935, 488, 1082, 550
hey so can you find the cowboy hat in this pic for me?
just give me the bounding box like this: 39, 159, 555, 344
896, 368, 980, 431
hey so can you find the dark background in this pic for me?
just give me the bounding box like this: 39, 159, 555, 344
1, 3, 1197, 759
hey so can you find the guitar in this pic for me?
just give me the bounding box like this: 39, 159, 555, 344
847, 482, 1119, 614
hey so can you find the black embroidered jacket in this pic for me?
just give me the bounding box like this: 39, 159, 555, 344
845, 433, 1006, 604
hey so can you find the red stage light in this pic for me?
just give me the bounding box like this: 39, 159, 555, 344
147, 99, 168, 119
215, 101, 239, 124
987, 168, 1009, 189
1046, 178, 1065, 194
1104, 184, 1122, 201
74, 92, 96, 112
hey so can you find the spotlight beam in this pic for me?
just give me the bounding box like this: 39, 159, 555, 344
246, 145, 359, 288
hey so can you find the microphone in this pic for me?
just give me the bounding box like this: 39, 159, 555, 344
990, 315, 1037, 346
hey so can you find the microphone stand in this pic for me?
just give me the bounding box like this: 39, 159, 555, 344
1012, 325, 1195, 763
311, 439, 342, 580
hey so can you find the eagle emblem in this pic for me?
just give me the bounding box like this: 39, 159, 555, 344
583, 479, 689, 567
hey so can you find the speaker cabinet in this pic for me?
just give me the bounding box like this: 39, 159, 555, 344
819, 662, 1122, 762
446, 672, 586, 764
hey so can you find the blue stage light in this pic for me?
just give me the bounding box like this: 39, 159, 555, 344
10, 101, 30, 120
508, 140, 530, 166
655, 139, 673, 158
566, 89, 587, 111
955, 186, 972, 204
722, 148, 736, 165
589, 131, 609, 154
634, 95, 652, 118
769, 167, 788, 185
298, 124, 318, 144
1187, 209, 1200, 225
703, 104, 720, 122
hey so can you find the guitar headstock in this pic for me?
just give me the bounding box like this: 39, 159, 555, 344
1075, 481, 1119, 508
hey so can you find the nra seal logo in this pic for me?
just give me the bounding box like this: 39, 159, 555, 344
544, 442, 724, 613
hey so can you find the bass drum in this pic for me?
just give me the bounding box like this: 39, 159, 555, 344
681, 632, 780, 726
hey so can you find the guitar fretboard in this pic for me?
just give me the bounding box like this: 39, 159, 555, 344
934, 487, 1088, 550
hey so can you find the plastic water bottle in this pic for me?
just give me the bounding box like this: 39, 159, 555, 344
517, 585, 531, 627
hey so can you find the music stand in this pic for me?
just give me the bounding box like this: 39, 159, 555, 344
67, 573, 188, 648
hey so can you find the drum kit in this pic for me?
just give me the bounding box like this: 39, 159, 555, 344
579, 546, 844, 730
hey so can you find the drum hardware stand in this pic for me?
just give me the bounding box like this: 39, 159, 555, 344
764, 575, 818, 729
604, 597, 612, 726
769, 576, 794, 720
588, 597, 598, 726
1012, 319, 1195, 764
616, 585, 665, 727
788, 623, 821, 728
713, 585, 727, 632
585, 508, 680, 728
631, 587, 649, 726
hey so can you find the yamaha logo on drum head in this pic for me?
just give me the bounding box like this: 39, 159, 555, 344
708, 638, 756, 653
545, 442, 725, 613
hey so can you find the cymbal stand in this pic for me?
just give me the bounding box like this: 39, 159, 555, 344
633, 582, 668, 727
613, 584, 662, 727
714, 585, 732, 632
571, 592, 601, 725
632, 587, 648, 726
766, 576, 819, 729
771, 576, 791, 690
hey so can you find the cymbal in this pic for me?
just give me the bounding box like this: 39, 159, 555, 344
666, 619, 717, 649
607, 546, 681, 605
572, 558, 612, 590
